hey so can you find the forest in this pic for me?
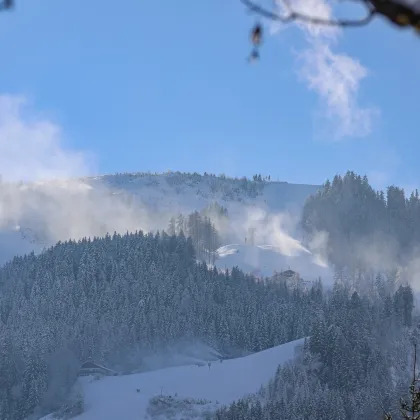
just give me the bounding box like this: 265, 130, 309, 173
301, 171, 420, 269
216, 281, 416, 419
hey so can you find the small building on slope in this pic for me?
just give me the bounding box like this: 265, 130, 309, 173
78, 360, 118, 377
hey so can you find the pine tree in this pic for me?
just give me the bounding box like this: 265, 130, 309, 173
168, 217, 176, 236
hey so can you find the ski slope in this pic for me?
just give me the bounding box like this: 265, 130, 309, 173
216, 243, 332, 283
42, 338, 304, 420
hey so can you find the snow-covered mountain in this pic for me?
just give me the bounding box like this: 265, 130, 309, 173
0, 172, 325, 280
41, 338, 304, 420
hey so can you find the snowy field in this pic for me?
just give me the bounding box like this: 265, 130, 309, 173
41, 338, 304, 420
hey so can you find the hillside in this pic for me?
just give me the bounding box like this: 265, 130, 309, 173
0, 172, 321, 276
41, 338, 304, 420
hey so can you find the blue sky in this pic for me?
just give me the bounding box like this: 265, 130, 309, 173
0, 0, 418, 190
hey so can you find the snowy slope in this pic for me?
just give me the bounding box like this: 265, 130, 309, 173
41, 338, 304, 420
216, 244, 332, 282
0, 172, 320, 264
87, 172, 319, 217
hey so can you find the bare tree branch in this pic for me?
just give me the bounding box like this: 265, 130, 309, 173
240, 0, 377, 27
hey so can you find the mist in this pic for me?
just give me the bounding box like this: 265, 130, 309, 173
0, 94, 171, 262
214, 202, 333, 282
304, 216, 420, 294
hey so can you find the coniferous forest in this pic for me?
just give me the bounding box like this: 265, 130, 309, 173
301, 171, 420, 269
0, 230, 317, 419
1, 171, 420, 419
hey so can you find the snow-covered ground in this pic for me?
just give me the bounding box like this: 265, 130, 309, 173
0, 172, 320, 266
216, 243, 332, 282
41, 338, 304, 420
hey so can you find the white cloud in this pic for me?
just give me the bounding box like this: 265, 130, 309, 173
273, 0, 378, 139
296, 42, 377, 139
0, 94, 93, 182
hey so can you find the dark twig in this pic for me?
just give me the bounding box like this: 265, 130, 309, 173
240, 0, 377, 27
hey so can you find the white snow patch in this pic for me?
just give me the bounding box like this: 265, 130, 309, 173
216, 244, 242, 257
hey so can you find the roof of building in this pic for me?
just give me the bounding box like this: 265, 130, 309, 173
282, 269, 296, 278
80, 361, 116, 373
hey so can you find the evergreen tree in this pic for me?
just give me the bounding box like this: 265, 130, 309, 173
168, 217, 176, 236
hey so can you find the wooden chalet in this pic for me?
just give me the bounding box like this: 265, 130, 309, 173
78, 360, 118, 377
281, 269, 297, 278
